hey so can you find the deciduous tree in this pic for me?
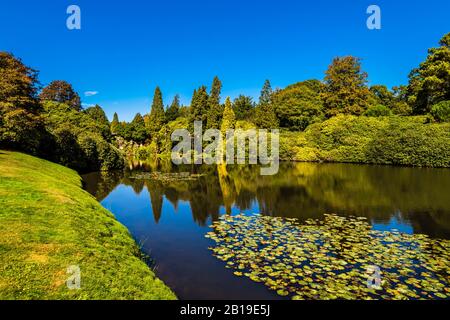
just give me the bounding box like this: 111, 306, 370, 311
84, 104, 111, 140
322, 56, 373, 117
272, 80, 324, 131
0, 52, 44, 153
39, 80, 81, 111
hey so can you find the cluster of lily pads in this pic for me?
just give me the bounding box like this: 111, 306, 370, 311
205, 214, 450, 300
130, 172, 205, 182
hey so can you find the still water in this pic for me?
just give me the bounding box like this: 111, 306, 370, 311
82, 161, 450, 299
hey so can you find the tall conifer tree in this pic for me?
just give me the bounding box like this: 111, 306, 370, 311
255, 80, 278, 129
148, 86, 166, 133
207, 76, 223, 129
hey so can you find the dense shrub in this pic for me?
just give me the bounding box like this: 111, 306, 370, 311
364, 105, 393, 117
42, 101, 124, 172
366, 121, 450, 167
96, 140, 124, 171
53, 126, 87, 170
431, 101, 450, 123
136, 146, 151, 160
281, 115, 450, 167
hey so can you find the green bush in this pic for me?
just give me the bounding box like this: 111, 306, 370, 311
280, 115, 450, 168
42, 101, 124, 172
365, 118, 450, 167
431, 101, 450, 123
364, 105, 393, 117
135, 145, 155, 160
97, 140, 124, 171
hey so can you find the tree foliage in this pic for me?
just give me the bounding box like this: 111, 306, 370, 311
272, 80, 324, 131
322, 56, 373, 117
431, 100, 450, 123
364, 104, 393, 117
370, 85, 394, 108
207, 76, 223, 129
0, 52, 44, 153
255, 80, 279, 129
190, 86, 209, 127
407, 32, 450, 114
42, 101, 123, 172
148, 86, 165, 134
233, 95, 255, 121
84, 105, 111, 140
129, 113, 148, 143
111, 112, 120, 135
39, 80, 81, 111
165, 94, 181, 122
221, 97, 236, 134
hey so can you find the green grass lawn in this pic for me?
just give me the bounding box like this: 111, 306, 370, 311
0, 151, 176, 300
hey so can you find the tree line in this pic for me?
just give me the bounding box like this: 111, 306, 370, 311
113, 32, 450, 148
1, 33, 449, 170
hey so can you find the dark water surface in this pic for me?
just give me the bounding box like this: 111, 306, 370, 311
82, 161, 450, 299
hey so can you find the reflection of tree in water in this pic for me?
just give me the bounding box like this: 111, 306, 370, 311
217, 164, 236, 215
82, 171, 123, 202
82, 162, 450, 238
146, 180, 164, 223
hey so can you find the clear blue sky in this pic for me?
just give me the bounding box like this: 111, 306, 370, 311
1, 0, 449, 121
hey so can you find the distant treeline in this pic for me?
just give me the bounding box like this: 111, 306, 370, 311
1, 33, 450, 171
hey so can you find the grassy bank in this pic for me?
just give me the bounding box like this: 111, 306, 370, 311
0, 151, 176, 299
280, 115, 450, 167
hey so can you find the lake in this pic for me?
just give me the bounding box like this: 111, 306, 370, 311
82, 161, 450, 299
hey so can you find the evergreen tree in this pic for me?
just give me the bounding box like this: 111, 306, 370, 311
259, 80, 273, 106
221, 97, 236, 135
233, 95, 255, 120
206, 76, 222, 129
165, 94, 180, 122
130, 113, 148, 143
148, 86, 166, 134
255, 80, 278, 129
190, 86, 209, 125
321, 56, 373, 117
110, 112, 120, 135
407, 32, 450, 114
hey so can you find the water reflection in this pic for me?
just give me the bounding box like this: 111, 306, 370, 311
83, 161, 450, 239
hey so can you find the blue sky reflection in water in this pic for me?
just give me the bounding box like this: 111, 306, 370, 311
82, 162, 450, 299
